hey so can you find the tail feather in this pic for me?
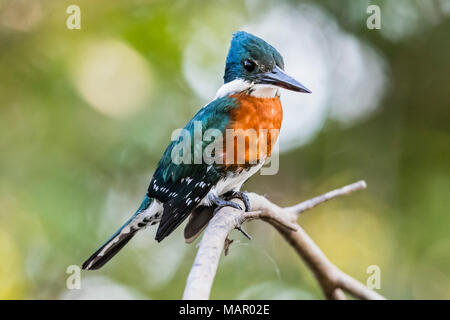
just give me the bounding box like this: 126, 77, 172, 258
183, 205, 214, 243
82, 196, 156, 270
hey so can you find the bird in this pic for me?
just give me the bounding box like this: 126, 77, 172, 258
82, 31, 311, 270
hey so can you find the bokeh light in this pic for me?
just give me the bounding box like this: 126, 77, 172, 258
71, 39, 153, 118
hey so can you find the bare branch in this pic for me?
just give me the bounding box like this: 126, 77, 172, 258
183, 204, 242, 300
182, 180, 386, 300
286, 180, 367, 215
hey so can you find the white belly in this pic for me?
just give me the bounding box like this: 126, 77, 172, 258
200, 161, 264, 206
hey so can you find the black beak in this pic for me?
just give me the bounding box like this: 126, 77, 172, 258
258, 66, 311, 93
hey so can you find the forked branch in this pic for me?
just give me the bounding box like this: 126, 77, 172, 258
182, 180, 385, 300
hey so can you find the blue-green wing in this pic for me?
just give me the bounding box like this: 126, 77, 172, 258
147, 95, 237, 241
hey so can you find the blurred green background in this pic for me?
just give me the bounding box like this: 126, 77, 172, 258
1, 0, 449, 299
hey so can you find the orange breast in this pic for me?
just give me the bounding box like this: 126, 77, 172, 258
222, 93, 282, 166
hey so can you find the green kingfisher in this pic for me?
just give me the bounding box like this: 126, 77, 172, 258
82, 31, 311, 270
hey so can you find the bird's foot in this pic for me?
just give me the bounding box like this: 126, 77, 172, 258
222, 190, 251, 212
210, 194, 242, 215
210, 193, 251, 240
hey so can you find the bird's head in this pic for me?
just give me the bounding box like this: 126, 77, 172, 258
223, 31, 311, 94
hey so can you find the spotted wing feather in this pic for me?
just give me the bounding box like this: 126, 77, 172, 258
147, 96, 238, 241
154, 169, 216, 241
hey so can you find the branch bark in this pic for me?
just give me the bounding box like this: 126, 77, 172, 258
182, 180, 385, 300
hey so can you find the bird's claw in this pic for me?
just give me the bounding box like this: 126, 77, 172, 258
210, 193, 252, 240
211, 194, 242, 215
223, 191, 251, 212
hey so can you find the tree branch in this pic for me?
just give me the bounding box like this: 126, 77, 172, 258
182, 180, 385, 300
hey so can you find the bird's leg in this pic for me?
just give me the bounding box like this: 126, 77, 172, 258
222, 190, 251, 212
210, 193, 251, 240
210, 194, 242, 214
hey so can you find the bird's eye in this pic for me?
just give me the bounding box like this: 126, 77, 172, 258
243, 59, 256, 72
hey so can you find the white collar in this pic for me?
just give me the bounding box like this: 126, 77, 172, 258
214, 79, 279, 99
